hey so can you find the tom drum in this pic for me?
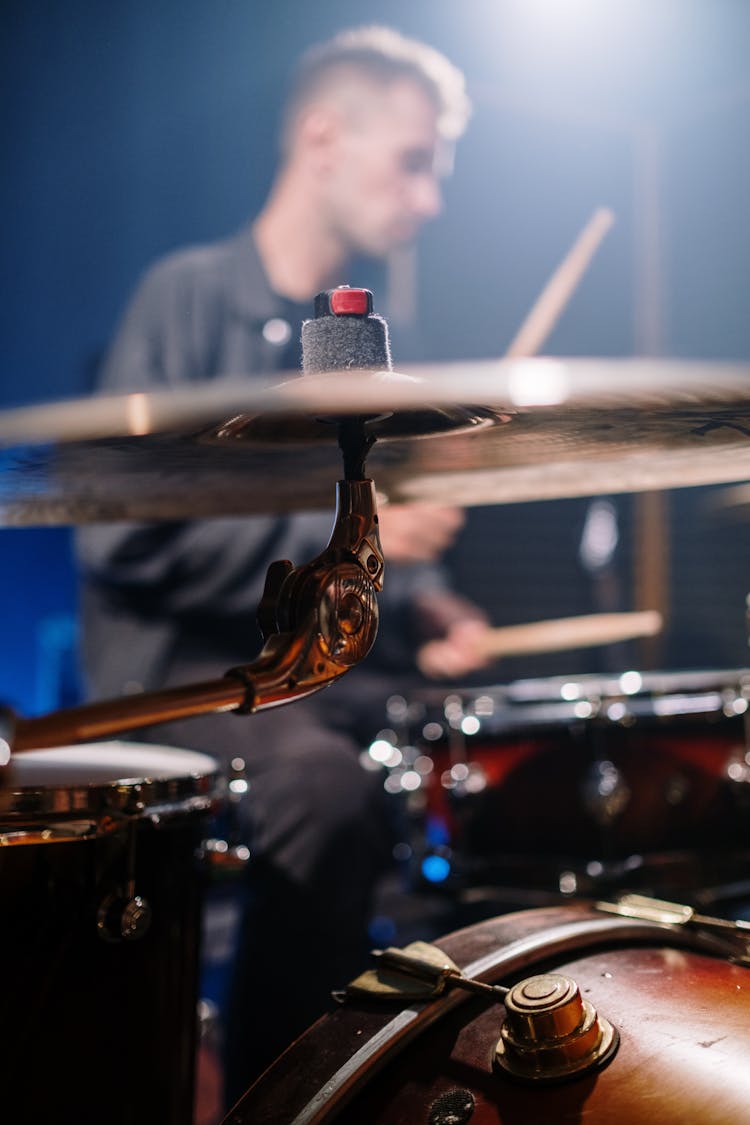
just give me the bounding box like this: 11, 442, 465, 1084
371, 669, 750, 902
0, 742, 221, 1125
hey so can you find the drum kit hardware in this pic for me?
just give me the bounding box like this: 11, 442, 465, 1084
4, 355, 750, 1122
596, 890, 750, 958
344, 939, 621, 1085
359, 943, 510, 1002
8, 477, 384, 752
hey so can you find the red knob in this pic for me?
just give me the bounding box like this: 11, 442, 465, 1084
324, 287, 373, 316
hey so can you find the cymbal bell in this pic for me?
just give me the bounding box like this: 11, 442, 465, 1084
1, 357, 750, 524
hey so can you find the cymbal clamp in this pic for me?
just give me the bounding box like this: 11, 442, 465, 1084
225, 477, 384, 711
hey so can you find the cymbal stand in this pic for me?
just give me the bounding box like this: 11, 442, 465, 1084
9, 286, 392, 755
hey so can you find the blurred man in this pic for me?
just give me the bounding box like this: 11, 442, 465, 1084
76, 25, 491, 1109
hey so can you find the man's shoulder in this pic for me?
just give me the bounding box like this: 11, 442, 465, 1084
140, 227, 251, 298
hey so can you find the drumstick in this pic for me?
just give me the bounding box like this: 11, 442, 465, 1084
480, 610, 662, 660
505, 206, 615, 358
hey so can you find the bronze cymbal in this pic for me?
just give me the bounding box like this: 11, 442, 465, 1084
1, 358, 750, 524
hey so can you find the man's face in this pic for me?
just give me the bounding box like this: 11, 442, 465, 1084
321, 78, 448, 257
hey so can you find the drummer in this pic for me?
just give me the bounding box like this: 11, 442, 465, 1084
75, 24, 492, 1109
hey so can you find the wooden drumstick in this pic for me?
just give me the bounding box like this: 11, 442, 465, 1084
505, 206, 616, 358
479, 610, 662, 660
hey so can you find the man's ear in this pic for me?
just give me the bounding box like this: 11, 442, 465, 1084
295, 105, 344, 169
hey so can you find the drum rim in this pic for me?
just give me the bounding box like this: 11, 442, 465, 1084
403, 667, 750, 734
505, 666, 750, 703
0, 740, 223, 831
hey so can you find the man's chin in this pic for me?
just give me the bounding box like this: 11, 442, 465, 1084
365, 229, 419, 257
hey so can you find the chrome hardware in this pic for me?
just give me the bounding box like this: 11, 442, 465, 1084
97, 819, 152, 942
97, 891, 152, 942
596, 892, 750, 965
495, 972, 618, 1082
582, 758, 631, 826
340, 941, 486, 1003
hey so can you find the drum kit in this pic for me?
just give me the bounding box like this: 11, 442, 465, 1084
3, 348, 750, 1123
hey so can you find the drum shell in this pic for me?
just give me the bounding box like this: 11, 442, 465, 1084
441, 717, 748, 858
225, 904, 750, 1124
400, 671, 750, 866
0, 744, 220, 1125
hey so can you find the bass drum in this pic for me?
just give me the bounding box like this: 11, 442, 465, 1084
377, 668, 750, 902
224, 902, 750, 1124
0, 742, 221, 1125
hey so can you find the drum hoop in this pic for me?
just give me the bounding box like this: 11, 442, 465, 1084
0, 793, 219, 845
417, 668, 750, 733
505, 667, 750, 698
0, 744, 223, 830
0, 773, 220, 818
287, 913, 743, 1125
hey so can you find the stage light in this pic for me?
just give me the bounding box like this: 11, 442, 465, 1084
422, 854, 451, 883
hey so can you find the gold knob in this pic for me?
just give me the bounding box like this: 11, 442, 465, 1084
495, 973, 618, 1082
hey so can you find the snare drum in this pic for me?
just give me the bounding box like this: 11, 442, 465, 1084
226, 902, 750, 1124
0, 742, 221, 1125
375, 669, 750, 900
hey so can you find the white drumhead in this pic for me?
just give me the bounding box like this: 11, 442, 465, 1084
5, 742, 219, 787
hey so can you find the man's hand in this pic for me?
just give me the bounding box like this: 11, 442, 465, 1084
377, 503, 465, 563
416, 618, 491, 680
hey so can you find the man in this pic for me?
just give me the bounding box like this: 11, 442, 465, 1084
76, 25, 491, 1108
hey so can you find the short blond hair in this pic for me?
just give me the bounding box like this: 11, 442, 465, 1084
281, 25, 471, 154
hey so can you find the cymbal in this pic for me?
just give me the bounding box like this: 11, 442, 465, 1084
1, 357, 750, 524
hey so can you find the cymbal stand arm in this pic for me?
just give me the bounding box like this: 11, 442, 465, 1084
11, 477, 383, 753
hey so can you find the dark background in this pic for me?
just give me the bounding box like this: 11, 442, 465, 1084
3, 0, 750, 713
